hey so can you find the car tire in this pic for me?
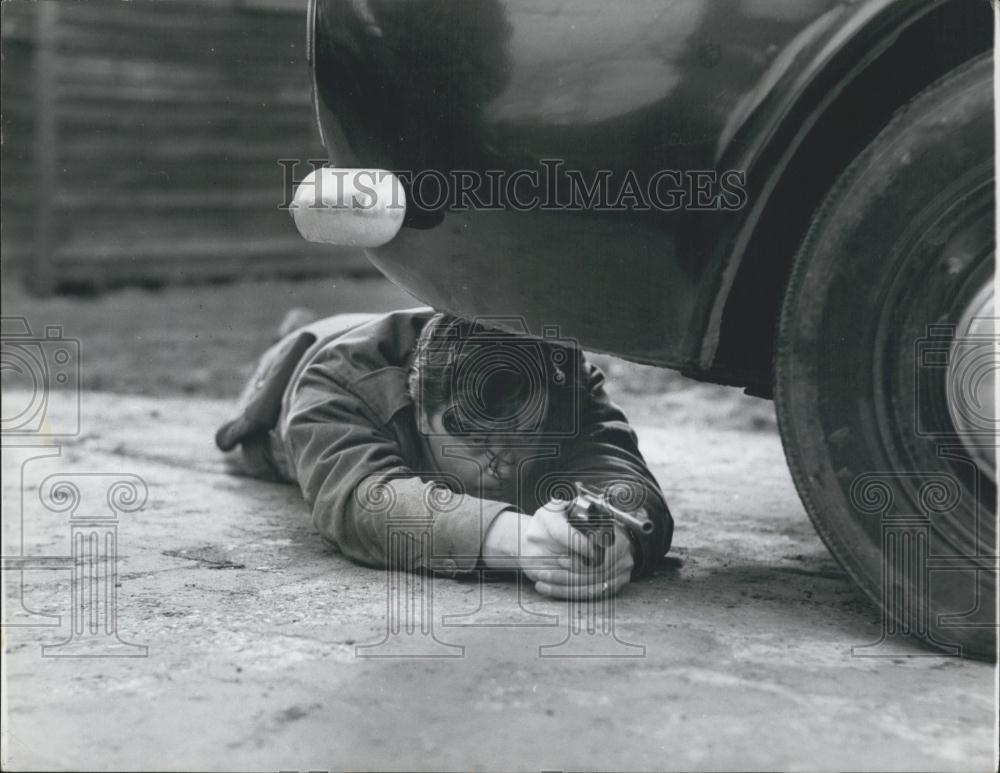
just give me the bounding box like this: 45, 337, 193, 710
775, 54, 996, 659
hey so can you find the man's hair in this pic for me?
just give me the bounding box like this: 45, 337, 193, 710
408, 313, 567, 435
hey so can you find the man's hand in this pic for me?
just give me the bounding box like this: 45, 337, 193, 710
482, 499, 635, 598
522, 499, 635, 600
482, 501, 583, 573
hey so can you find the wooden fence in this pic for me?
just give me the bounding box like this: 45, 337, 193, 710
0, 0, 368, 294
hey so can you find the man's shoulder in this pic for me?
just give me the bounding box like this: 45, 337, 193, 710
296, 307, 433, 423
312, 307, 433, 371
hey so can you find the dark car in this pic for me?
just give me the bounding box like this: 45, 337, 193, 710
293, 0, 995, 658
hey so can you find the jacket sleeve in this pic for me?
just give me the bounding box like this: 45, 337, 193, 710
551, 361, 673, 576
282, 359, 512, 576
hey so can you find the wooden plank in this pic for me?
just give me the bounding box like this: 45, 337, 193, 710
55, 57, 229, 87
52, 233, 375, 286
54, 190, 283, 212
59, 137, 310, 161
54, 133, 316, 158
0, 190, 36, 208
28, 1, 57, 296
1, 10, 35, 282
0, 99, 35, 122
52, 122, 315, 146
51, 210, 311, 244
58, 2, 304, 32
57, 2, 276, 29
53, 199, 307, 221
56, 234, 347, 262
52, 251, 375, 291
238, 0, 307, 14
55, 53, 310, 82
53, 164, 312, 191
0, 1, 36, 42
55, 29, 309, 66
3, 0, 367, 292
57, 83, 312, 107
55, 102, 313, 130
54, 161, 304, 189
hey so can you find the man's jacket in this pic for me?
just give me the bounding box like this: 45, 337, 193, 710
217, 309, 672, 576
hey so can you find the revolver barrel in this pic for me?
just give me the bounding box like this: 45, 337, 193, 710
570, 482, 653, 533
564, 482, 653, 565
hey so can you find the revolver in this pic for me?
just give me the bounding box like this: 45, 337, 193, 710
564, 481, 653, 565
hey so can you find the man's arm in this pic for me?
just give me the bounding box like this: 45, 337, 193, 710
283, 357, 512, 576
553, 360, 673, 576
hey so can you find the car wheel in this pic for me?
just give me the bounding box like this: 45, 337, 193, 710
775, 54, 996, 659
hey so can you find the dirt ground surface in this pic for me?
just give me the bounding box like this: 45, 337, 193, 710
2, 386, 995, 772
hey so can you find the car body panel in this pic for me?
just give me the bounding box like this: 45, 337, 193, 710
310, 0, 974, 374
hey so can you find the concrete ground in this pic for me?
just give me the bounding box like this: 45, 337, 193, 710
1, 389, 995, 772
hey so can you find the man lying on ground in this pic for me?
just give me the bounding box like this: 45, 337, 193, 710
216, 308, 672, 598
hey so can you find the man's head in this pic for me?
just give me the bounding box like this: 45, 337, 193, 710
408, 313, 578, 500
